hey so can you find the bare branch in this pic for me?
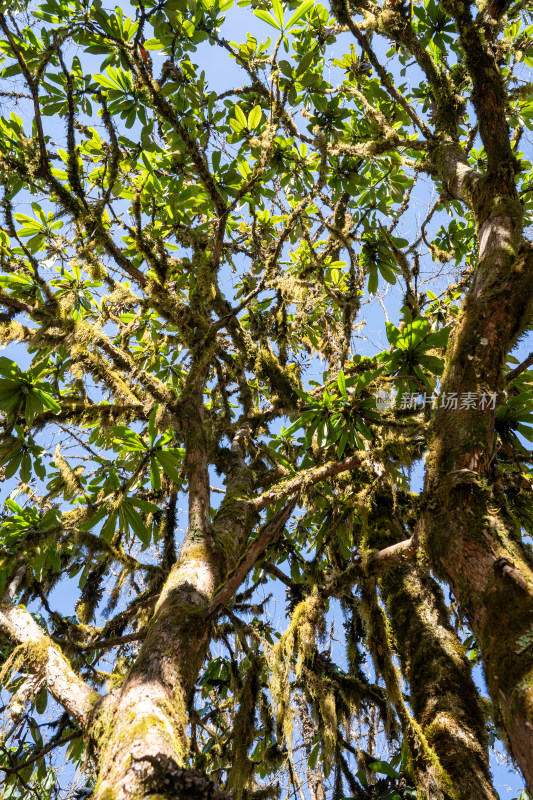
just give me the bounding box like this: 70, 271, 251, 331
0, 732, 81, 775
508, 352, 533, 382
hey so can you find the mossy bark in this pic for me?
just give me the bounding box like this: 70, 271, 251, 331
423, 220, 533, 786
89, 540, 220, 800
381, 566, 497, 800
419, 31, 533, 775
89, 426, 256, 800
423, 477, 533, 789
359, 492, 497, 799
358, 575, 455, 799
0, 602, 96, 728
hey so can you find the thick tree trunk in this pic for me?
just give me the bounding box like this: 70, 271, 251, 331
424, 225, 533, 786
425, 437, 533, 789
89, 538, 220, 800
89, 420, 257, 800
381, 566, 497, 800
422, 8, 533, 777
361, 490, 498, 799
331, 2, 533, 778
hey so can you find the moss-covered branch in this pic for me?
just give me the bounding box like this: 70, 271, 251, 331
0, 594, 97, 728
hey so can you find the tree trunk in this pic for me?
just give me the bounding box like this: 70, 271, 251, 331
381, 565, 498, 800
361, 490, 498, 799
422, 5, 533, 779
90, 420, 257, 800
89, 538, 220, 800
424, 226, 533, 786
329, 6, 533, 780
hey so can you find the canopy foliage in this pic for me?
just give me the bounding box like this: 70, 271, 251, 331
0, 0, 532, 798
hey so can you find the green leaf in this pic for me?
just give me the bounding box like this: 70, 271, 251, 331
4, 452, 22, 479
355, 420, 373, 440
271, 0, 284, 27
294, 387, 314, 401
425, 326, 451, 348
155, 451, 183, 484
296, 49, 315, 76
234, 105, 247, 128
517, 423, 533, 442
368, 269, 378, 294
418, 354, 444, 375
248, 105, 262, 130
0, 388, 21, 415
100, 512, 118, 542
337, 526, 352, 559
35, 389, 61, 413
254, 8, 281, 28
113, 426, 145, 449
316, 418, 328, 448
368, 760, 400, 779
148, 406, 158, 445
304, 418, 320, 449
130, 497, 159, 513
0, 274, 32, 289
150, 458, 161, 491
378, 262, 397, 284
386, 322, 401, 346
282, 411, 316, 437
25, 392, 41, 425
35, 688, 48, 715
93, 73, 123, 91
0, 357, 21, 378
308, 743, 319, 770
122, 501, 150, 547
355, 768, 368, 788
20, 451, 31, 482
285, 0, 313, 28
337, 370, 347, 399
79, 507, 108, 531
409, 317, 430, 340
267, 447, 293, 470
229, 118, 244, 133
337, 430, 349, 458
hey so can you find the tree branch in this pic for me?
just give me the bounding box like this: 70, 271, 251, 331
368, 535, 418, 570
508, 351, 533, 383
0, 599, 97, 729
206, 499, 297, 619
0, 732, 81, 775
252, 453, 361, 512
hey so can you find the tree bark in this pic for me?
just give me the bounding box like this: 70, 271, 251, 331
359, 489, 498, 799
424, 120, 533, 785
88, 537, 220, 800
423, 238, 533, 788
406, 0, 533, 782
381, 565, 497, 800
0, 600, 96, 728
89, 423, 258, 800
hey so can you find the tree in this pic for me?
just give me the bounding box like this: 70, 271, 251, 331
0, 0, 532, 797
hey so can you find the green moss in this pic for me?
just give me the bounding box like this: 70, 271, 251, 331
475, 192, 523, 233
254, 347, 298, 409
96, 790, 116, 800
87, 696, 118, 754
